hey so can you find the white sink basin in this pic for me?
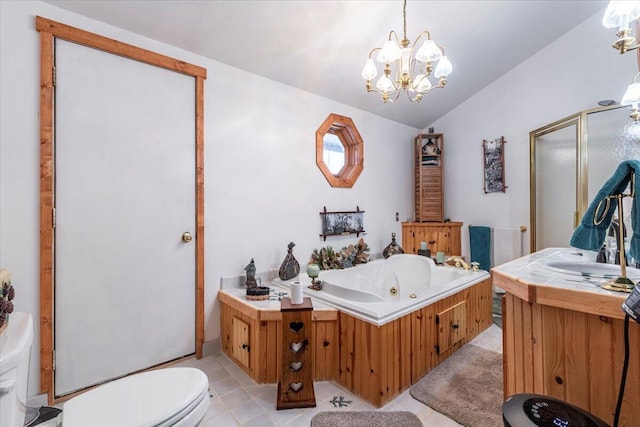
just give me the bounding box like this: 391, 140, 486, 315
543, 260, 640, 280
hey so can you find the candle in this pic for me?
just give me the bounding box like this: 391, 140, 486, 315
436, 251, 445, 264
420, 242, 427, 250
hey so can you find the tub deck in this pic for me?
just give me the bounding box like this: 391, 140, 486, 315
219, 276, 493, 407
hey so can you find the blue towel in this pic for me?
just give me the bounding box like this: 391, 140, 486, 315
570, 160, 640, 261
469, 225, 491, 271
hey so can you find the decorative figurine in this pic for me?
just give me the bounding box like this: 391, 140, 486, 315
279, 242, 300, 281
306, 263, 322, 290
244, 258, 257, 288
383, 232, 404, 259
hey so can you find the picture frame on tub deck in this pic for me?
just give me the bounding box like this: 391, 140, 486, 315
482, 136, 507, 193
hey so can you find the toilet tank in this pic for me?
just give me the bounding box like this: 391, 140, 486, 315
0, 312, 34, 427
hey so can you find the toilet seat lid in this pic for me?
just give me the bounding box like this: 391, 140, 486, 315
62, 367, 208, 427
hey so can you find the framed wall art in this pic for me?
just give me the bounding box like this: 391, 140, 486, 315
482, 136, 507, 193
319, 206, 365, 240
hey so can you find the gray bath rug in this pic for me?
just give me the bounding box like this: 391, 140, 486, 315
310, 411, 422, 427
410, 344, 503, 427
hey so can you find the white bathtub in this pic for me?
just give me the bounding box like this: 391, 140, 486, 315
274, 254, 490, 326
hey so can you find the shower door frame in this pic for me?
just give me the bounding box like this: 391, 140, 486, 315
529, 105, 624, 252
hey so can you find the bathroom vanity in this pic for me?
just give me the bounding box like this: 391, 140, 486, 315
493, 248, 640, 426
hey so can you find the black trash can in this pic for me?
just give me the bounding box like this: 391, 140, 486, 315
502, 394, 609, 427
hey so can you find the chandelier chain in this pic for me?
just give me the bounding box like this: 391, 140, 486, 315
402, 0, 407, 41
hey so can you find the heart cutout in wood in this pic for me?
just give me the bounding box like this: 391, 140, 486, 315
289, 382, 303, 392
290, 361, 303, 372
289, 321, 304, 333
289, 338, 308, 353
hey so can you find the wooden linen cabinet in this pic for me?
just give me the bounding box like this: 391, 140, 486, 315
414, 133, 444, 222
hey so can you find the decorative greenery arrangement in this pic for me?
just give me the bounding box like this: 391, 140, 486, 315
0, 269, 15, 331
309, 238, 370, 270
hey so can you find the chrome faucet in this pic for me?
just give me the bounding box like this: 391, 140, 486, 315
447, 256, 470, 270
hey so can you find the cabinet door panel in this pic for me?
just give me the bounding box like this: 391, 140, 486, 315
232, 316, 251, 369
437, 301, 467, 353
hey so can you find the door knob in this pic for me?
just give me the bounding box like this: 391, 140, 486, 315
182, 232, 193, 243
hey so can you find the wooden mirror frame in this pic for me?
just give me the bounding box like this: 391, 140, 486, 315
316, 113, 364, 188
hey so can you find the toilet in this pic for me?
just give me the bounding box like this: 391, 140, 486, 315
1, 312, 210, 427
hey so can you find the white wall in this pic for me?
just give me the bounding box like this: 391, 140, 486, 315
0, 1, 417, 396
428, 9, 637, 259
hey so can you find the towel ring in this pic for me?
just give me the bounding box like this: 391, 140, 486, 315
593, 197, 610, 226
593, 171, 635, 226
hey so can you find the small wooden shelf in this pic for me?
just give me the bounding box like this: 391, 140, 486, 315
277, 297, 316, 410
319, 206, 365, 241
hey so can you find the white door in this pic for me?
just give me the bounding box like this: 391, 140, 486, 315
54, 39, 196, 396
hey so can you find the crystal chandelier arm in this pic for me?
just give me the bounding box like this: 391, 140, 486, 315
387, 30, 401, 44
410, 31, 433, 49
615, 41, 640, 54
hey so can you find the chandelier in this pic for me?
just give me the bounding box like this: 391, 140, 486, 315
361, 0, 452, 103
602, 0, 640, 54
621, 72, 640, 121
603, 1, 640, 120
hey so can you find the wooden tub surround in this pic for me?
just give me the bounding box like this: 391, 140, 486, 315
218, 290, 338, 384
493, 247, 640, 427
219, 277, 493, 407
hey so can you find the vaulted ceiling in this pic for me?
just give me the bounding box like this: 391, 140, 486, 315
44, 0, 606, 129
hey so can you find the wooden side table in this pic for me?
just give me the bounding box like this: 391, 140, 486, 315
276, 297, 316, 410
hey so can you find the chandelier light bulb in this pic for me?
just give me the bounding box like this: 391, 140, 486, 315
434, 56, 453, 78
602, 1, 640, 32
621, 82, 640, 108
413, 74, 432, 93
415, 39, 442, 63
361, 58, 378, 80
376, 75, 395, 94
377, 39, 402, 63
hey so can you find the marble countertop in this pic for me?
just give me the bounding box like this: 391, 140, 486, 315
218, 282, 337, 322
492, 247, 637, 319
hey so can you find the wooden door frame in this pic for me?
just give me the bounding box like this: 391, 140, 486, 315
36, 16, 206, 403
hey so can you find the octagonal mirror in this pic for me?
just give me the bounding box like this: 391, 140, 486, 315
316, 113, 364, 188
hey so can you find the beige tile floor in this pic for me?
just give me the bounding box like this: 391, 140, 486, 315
173, 324, 504, 427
